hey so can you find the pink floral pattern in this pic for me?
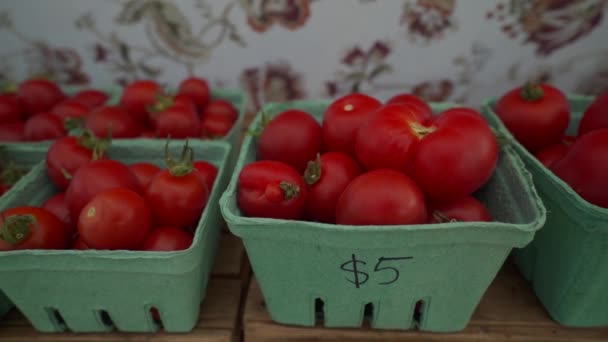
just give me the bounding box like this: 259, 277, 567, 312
401, 0, 457, 44
241, 61, 306, 112
243, 0, 311, 33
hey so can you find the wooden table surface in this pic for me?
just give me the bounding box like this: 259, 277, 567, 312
243, 261, 608, 342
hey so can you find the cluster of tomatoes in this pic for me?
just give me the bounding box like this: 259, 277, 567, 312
237, 93, 498, 225
495, 84, 608, 208
0, 136, 218, 252
0, 77, 238, 142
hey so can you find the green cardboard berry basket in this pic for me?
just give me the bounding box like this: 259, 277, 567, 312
0, 139, 231, 333
219, 100, 546, 332
482, 95, 608, 327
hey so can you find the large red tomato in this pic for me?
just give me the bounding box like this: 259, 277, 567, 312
17, 79, 65, 115
0, 121, 25, 142
78, 188, 152, 250
141, 226, 193, 251
85, 106, 142, 138
120, 80, 161, 124
193, 161, 218, 192
24, 112, 66, 141
42, 192, 74, 234
129, 162, 161, 189
0, 93, 24, 123
304, 152, 362, 223
495, 83, 569, 152
0, 206, 69, 251
71, 89, 109, 109
551, 128, 608, 208
66, 159, 141, 221
322, 93, 382, 156
428, 196, 492, 223
178, 77, 210, 110
257, 109, 323, 173
386, 93, 433, 122
578, 92, 608, 136
336, 169, 427, 225
238, 160, 307, 220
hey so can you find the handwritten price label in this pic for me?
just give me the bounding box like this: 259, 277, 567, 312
339, 254, 413, 288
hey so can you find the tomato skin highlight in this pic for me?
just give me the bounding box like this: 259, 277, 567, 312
141, 226, 193, 251
78, 188, 152, 250
129, 162, 161, 189
428, 196, 492, 223
304, 152, 362, 223
24, 112, 66, 141
238, 161, 307, 220
322, 93, 382, 156
336, 169, 427, 226
578, 92, 608, 136
0, 206, 69, 251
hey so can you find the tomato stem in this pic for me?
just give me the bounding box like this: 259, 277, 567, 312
303, 154, 322, 185
520, 81, 544, 101
432, 210, 458, 223
64, 117, 85, 132
245, 110, 272, 137
164, 139, 194, 177
146, 92, 174, 113
409, 122, 436, 139
0, 213, 35, 245
78, 129, 110, 160
0, 161, 27, 186
279, 181, 300, 200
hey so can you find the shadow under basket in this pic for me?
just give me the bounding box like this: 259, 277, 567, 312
220, 100, 546, 332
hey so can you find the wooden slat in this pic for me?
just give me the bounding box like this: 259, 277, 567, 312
243, 261, 608, 342
212, 232, 246, 279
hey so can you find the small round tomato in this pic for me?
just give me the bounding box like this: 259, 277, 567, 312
0, 206, 69, 251
141, 226, 193, 251
257, 110, 323, 173
578, 92, 608, 136
154, 104, 200, 138
201, 99, 238, 122
237, 160, 307, 220
386, 93, 433, 122
178, 77, 210, 110
0, 93, 24, 123
120, 80, 161, 124
428, 196, 492, 223
173, 94, 198, 114
495, 82, 569, 152
303, 152, 362, 223
193, 160, 218, 192
17, 79, 65, 115
0, 121, 26, 142
71, 89, 109, 109
78, 188, 152, 250
322, 93, 382, 156
336, 169, 427, 225
85, 106, 142, 138
42, 192, 74, 234
24, 112, 66, 141
51, 100, 90, 121
66, 159, 141, 221
129, 162, 161, 189
534, 142, 570, 168
200, 115, 234, 138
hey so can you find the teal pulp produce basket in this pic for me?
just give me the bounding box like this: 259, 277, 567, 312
0, 139, 231, 333
220, 100, 546, 332
482, 95, 608, 327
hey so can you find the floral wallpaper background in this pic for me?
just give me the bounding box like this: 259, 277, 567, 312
0, 0, 606, 111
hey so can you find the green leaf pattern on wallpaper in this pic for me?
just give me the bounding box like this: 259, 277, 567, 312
0, 0, 606, 110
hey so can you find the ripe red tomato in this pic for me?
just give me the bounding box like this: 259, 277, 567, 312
193, 161, 218, 192
202, 99, 238, 122
72, 238, 90, 250
386, 93, 433, 122
0, 206, 69, 251
428, 196, 492, 223
237, 160, 307, 219
71, 89, 109, 109
322, 93, 382, 156
51, 100, 89, 121
551, 128, 608, 208
46, 134, 107, 190
495, 83, 569, 152
173, 94, 198, 114
78, 188, 152, 250
578, 92, 608, 136
66, 159, 141, 221
303, 152, 362, 223
534, 142, 570, 168
140, 130, 156, 138
336, 169, 427, 225
130, 162, 161, 189
154, 104, 200, 138
257, 110, 323, 173
0, 93, 24, 123
120, 80, 161, 124
85, 106, 142, 138
0, 121, 25, 142
178, 77, 210, 110
24, 112, 66, 141
201, 115, 234, 138
42, 192, 74, 234
17, 79, 65, 115
141, 226, 193, 251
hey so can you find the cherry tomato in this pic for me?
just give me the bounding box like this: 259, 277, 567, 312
129, 162, 161, 189
200, 115, 234, 138
428, 196, 492, 223
24, 112, 66, 141
534, 142, 570, 168
173, 94, 198, 114
552, 128, 608, 208
237, 160, 307, 220
120, 80, 161, 124
386, 93, 433, 122
66, 159, 141, 221
41, 192, 74, 234
71, 89, 109, 109
322, 93, 382, 156
72, 238, 90, 250
141, 226, 193, 251
257, 110, 323, 173
46, 133, 107, 190
0, 93, 24, 123
0, 121, 26, 142
0, 206, 69, 251
201, 99, 238, 122
303, 152, 362, 223
336, 169, 427, 225
140, 130, 156, 138
51, 100, 90, 121
78, 188, 152, 250
495, 82, 569, 152
85, 106, 142, 138
178, 77, 210, 111
17, 79, 65, 116
154, 104, 200, 138
193, 161, 218, 192
578, 92, 608, 136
